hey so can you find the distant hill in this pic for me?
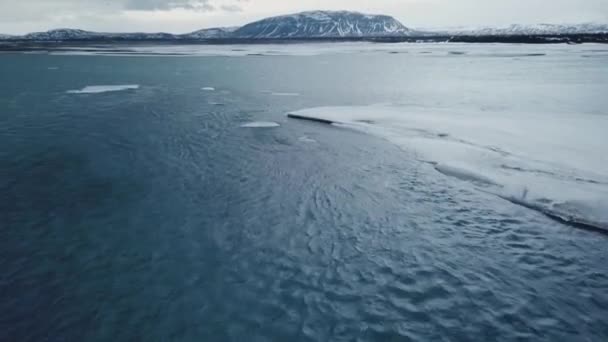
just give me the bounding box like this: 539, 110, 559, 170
20, 29, 176, 41
182, 27, 238, 39
429, 23, 608, 36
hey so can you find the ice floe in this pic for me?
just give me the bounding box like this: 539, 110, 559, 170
298, 136, 317, 143
270, 92, 300, 96
241, 121, 280, 128
67, 85, 139, 94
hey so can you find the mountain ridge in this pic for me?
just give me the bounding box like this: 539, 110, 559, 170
2, 11, 412, 40
1, 11, 607, 41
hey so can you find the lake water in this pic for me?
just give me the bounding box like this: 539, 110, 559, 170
1, 43, 607, 341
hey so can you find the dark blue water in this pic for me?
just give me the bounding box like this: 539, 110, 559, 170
1, 50, 607, 341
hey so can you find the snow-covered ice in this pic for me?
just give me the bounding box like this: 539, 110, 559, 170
288, 105, 608, 231
67, 85, 139, 94
241, 121, 280, 128
36, 42, 607, 59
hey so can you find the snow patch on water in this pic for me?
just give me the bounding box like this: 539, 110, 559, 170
271, 92, 300, 96
241, 121, 280, 128
298, 136, 317, 143
67, 85, 139, 94
288, 105, 608, 232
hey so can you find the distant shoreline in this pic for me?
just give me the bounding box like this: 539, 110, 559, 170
1, 34, 607, 48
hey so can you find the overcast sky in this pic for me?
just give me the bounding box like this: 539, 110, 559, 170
1, 0, 607, 34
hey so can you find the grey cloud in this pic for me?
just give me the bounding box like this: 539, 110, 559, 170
0, 0, 248, 34
124, 0, 216, 11
0, 0, 243, 16
220, 4, 242, 12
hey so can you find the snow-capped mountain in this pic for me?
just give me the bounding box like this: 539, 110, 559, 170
435, 23, 608, 36
181, 27, 238, 39
233, 11, 412, 38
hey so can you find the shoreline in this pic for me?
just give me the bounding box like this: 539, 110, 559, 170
1, 33, 607, 48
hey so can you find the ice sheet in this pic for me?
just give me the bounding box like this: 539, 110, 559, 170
288, 105, 608, 231
37, 42, 608, 58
